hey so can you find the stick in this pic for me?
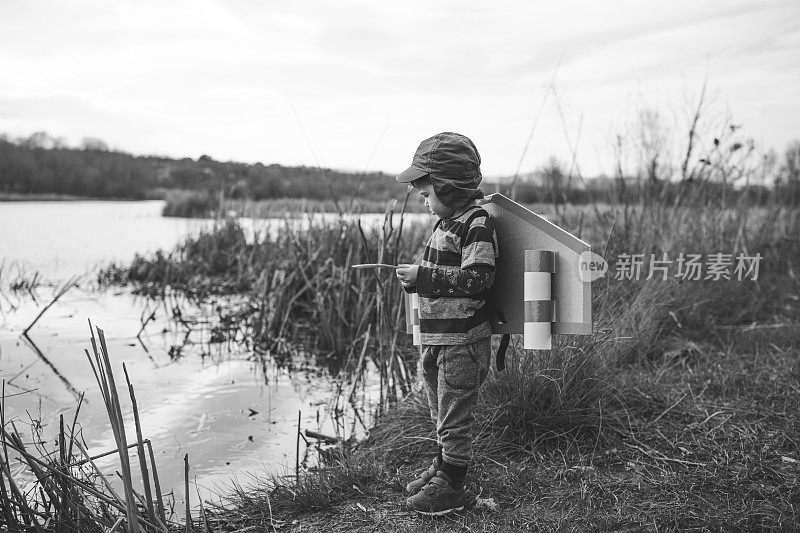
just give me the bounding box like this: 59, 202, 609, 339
123, 363, 156, 523
90, 323, 140, 533
108, 516, 125, 532
295, 410, 301, 479
304, 430, 340, 444
21, 333, 81, 400
0, 379, 23, 528
22, 275, 79, 336
0, 449, 34, 528
351, 263, 398, 270
194, 477, 208, 533
58, 413, 66, 528
66, 391, 85, 464
0, 454, 14, 528
623, 441, 706, 467
146, 440, 167, 525
0, 435, 163, 531
73, 440, 126, 506
8, 427, 62, 523
648, 393, 687, 427
347, 326, 370, 402
67, 441, 140, 468
184, 454, 191, 533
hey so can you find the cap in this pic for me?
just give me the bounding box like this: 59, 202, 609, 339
396, 132, 484, 209
396, 132, 481, 183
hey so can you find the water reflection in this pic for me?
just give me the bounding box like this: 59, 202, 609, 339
19, 332, 81, 400
0, 284, 383, 517
0, 200, 400, 517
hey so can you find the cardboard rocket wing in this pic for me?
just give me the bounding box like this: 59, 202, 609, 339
481, 193, 592, 336
404, 193, 592, 344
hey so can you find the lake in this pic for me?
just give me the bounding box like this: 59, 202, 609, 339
0, 200, 417, 517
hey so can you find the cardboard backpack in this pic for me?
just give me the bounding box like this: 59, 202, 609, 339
405, 193, 593, 370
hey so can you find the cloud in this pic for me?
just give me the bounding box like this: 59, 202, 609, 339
0, 0, 798, 175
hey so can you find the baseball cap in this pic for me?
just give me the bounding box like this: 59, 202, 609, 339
396, 132, 481, 183
396, 132, 484, 208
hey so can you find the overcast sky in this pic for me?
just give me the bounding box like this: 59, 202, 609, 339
1, 0, 798, 177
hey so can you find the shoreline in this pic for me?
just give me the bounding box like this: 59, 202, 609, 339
0, 192, 151, 202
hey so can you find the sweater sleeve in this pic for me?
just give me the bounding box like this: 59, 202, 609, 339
416, 215, 497, 297
416, 264, 495, 297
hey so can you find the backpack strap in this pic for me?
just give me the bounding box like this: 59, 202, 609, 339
492, 308, 510, 372
457, 206, 509, 372
458, 206, 485, 240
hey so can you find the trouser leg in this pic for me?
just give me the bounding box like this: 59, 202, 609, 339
437, 337, 491, 469
421, 345, 441, 448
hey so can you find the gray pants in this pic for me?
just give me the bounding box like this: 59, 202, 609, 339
421, 337, 491, 467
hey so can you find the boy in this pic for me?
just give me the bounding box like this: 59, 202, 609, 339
394, 132, 498, 515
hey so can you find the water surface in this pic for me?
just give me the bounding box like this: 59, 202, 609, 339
0, 200, 398, 516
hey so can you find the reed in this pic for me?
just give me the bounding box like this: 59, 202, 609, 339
103, 195, 431, 409
96, 112, 800, 528
1, 324, 180, 532
183, 455, 190, 533
103, 167, 800, 428
162, 194, 430, 219
8, 99, 799, 529
0, 260, 43, 293
22, 275, 80, 336
124, 363, 156, 524
211, 190, 799, 528
160, 189, 218, 218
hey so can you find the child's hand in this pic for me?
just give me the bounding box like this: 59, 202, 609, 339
396, 264, 419, 288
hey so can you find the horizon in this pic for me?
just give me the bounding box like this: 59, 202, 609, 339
1, 1, 798, 178
0, 129, 621, 180
4, 132, 736, 183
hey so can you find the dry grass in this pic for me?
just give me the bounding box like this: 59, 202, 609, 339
95, 120, 800, 530
1, 324, 180, 532
198, 189, 799, 530
102, 197, 432, 408
210, 323, 800, 532
160, 191, 432, 218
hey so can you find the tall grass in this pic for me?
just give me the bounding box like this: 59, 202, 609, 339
1, 324, 178, 532
29, 115, 795, 530
215, 184, 798, 527
103, 197, 431, 405
106, 166, 800, 442
160, 191, 429, 218
160, 189, 218, 218
472, 170, 800, 450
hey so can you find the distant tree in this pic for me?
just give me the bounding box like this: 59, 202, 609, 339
779, 141, 800, 184
636, 109, 672, 184
21, 131, 57, 149
776, 140, 800, 205
52, 136, 68, 149
542, 156, 567, 204
81, 137, 109, 151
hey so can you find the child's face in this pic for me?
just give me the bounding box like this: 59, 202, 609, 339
415, 182, 453, 219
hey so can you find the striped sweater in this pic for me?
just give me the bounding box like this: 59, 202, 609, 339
413, 205, 498, 345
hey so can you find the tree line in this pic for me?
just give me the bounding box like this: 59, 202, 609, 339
0, 132, 407, 202
1, 131, 798, 206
